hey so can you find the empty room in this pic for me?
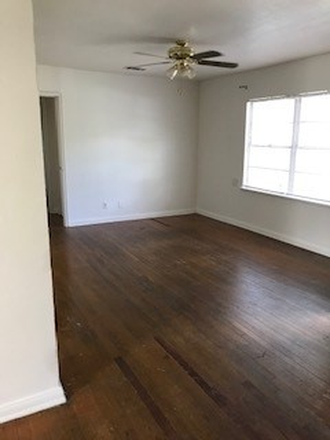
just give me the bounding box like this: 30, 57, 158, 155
1, 0, 330, 439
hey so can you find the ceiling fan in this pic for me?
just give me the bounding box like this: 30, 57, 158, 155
125, 39, 238, 80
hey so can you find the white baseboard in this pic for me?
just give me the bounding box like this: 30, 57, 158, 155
68, 208, 195, 227
197, 208, 330, 258
0, 386, 66, 425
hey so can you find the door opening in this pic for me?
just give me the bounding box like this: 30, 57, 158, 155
40, 96, 65, 226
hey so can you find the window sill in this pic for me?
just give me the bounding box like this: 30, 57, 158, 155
240, 185, 330, 208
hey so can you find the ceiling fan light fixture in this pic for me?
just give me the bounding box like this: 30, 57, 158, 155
166, 64, 179, 80
179, 63, 196, 79
167, 60, 196, 80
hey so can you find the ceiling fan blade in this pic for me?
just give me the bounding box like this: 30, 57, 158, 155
192, 50, 222, 60
134, 51, 168, 60
198, 60, 238, 68
135, 61, 171, 67
126, 61, 171, 70
125, 66, 146, 71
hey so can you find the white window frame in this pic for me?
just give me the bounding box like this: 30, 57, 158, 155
242, 91, 330, 207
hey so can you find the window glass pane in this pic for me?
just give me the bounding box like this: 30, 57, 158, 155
300, 95, 330, 122
249, 146, 291, 171
244, 94, 330, 203
246, 168, 289, 193
292, 173, 330, 201
295, 149, 330, 175
250, 99, 294, 146
298, 122, 330, 148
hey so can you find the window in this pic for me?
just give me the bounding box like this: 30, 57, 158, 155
242, 92, 330, 205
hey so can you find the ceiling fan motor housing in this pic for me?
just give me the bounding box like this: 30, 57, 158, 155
168, 40, 195, 61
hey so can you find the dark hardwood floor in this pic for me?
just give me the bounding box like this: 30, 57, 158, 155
2, 214, 330, 439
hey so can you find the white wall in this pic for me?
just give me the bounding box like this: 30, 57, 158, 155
36, 55, 330, 255
40, 97, 62, 214
0, 0, 65, 424
197, 53, 330, 257
38, 66, 199, 226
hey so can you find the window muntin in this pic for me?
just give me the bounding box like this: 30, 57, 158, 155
243, 93, 330, 204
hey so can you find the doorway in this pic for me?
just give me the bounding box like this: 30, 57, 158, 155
40, 96, 66, 226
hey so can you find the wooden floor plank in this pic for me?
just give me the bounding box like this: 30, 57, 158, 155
1, 214, 330, 439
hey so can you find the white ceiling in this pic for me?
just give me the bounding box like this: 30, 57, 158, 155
32, 0, 330, 80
